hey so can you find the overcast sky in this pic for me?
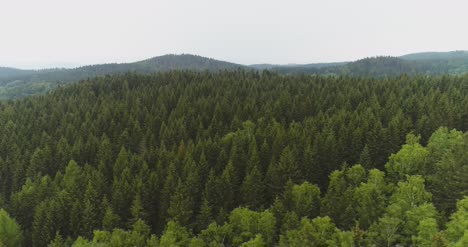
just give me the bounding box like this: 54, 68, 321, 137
1, 0, 468, 69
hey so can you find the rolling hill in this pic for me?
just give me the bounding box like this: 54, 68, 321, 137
0, 67, 35, 79
2, 51, 468, 99
0, 54, 250, 99
0, 54, 246, 99
0, 54, 246, 84
400, 50, 468, 61
262, 51, 468, 77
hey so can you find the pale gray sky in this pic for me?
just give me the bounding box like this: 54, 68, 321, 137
1, 0, 468, 69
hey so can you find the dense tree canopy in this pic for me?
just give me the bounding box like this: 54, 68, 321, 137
0, 71, 466, 245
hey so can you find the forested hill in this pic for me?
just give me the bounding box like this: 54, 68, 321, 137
2, 51, 468, 99
400, 50, 468, 61
1, 71, 468, 246
266, 51, 468, 76
0, 54, 245, 83
0, 54, 246, 99
0, 67, 35, 79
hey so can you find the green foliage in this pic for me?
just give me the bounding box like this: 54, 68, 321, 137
270, 52, 468, 77
198, 223, 232, 246
445, 197, 468, 243
290, 182, 321, 218
427, 129, 468, 213
0, 71, 467, 246
385, 134, 429, 181
412, 218, 439, 247
387, 176, 429, 211
102, 206, 121, 231
0, 209, 23, 247
368, 216, 402, 247
321, 165, 366, 229
240, 234, 266, 247
168, 179, 194, 226
159, 221, 191, 247
49, 232, 67, 247
228, 208, 276, 246
353, 169, 388, 228
241, 165, 265, 210
0, 55, 246, 99
369, 175, 437, 246
279, 217, 338, 247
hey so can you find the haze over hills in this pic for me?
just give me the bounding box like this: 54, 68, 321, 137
266, 50, 468, 76
400, 50, 468, 61
249, 62, 347, 70
0, 54, 246, 99
0, 54, 246, 84
1, 51, 468, 99
0, 67, 35, 79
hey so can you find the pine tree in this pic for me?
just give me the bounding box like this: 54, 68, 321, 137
221, 160, 237, 210
113, 147, 129, 178
241, 165, 265, 210
160, 162, 178, 226
81, 182, 100, 238
168, 179, 194, 226
246, 138, 260, 173
97, 134, 113, 185
195, 198, 213, 232
0, 209, 23, 247
129, 193, 147, 226
49, 232, 66, 247
359, 145, 372, 169
111, 167, 134, 223
102, 206, 121, 232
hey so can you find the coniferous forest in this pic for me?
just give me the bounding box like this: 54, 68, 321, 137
1, 70, 468, 246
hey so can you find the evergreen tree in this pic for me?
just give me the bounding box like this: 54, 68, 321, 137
195, 198, 213, 233
168, 179, 194, 226
241, 165, 265, 210
102, 206, 121, 232
0, 209, 23, 247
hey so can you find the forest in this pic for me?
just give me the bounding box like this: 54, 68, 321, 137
0, 55, 245, 99
0, 71, 468, 246
2, 51, 468, 100
257, 51, 468, 77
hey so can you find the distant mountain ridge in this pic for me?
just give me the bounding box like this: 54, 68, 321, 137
264, 51, 468, 76
400, 50, 468, 61
0, 67, 35, 79
0, 54, 246, 84
1, 51, 468, 99
249, 62, 347, 70
0, 54, 246, 99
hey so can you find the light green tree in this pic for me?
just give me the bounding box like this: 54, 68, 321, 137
279, 216, 338, 247
385, 134, 429, 182
412, 218, 439, 247
353, 169, 388, 228
445, 197, 468, 244
291, 182, 321, 219
159, 221, 192, 247
0, 209, 23, 247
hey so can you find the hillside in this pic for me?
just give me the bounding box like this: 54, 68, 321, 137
0, 71, 468, 246
0, 54, 245, 99
266, 57, 420, 76
2, 51, 468, 99
400, 50, 468, 61
249, 62, 346, 70
264, 51, 468, 77
1, 54, 245, 83
0, 67, 34, 79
